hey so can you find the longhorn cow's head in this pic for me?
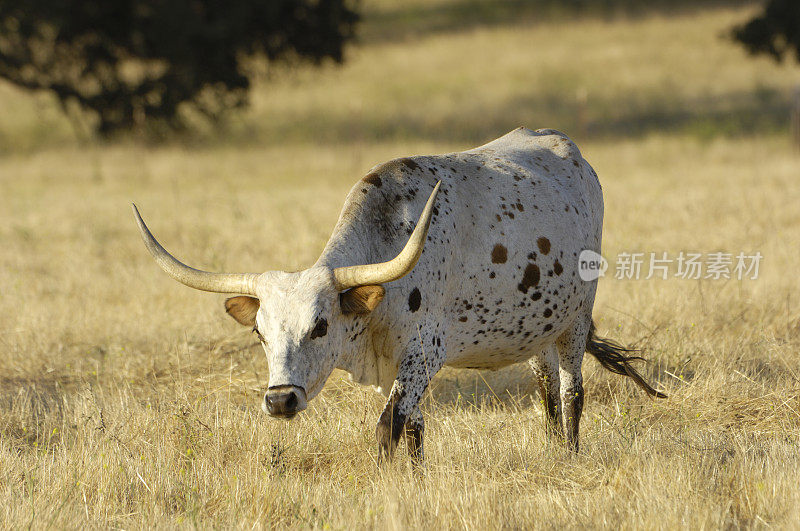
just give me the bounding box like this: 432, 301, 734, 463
132, 182, 440, 419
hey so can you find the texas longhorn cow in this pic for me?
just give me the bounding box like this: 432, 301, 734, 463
133, 127, 664, 464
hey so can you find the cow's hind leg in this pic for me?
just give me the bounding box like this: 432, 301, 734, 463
528, 344, 562, 437
556, 316, 591, 452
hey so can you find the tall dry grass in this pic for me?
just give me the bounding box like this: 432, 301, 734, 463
1, 1, 799, 528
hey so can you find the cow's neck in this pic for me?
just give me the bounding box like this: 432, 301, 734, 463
314, 231, 372, 271
335, 307, 398, 394
315, 212, 400, 393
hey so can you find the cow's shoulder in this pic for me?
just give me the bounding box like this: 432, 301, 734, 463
330, 156, 440, 253
361, 156, 444, 188
355, 156, 439, 205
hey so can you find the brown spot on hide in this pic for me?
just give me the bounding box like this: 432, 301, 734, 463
517, 263, 540, 293
400, 158, 419, 171
408, 288, 421, 312
537, 237, 551, 255
491, 244, 508, 264
363, 173, 382, 187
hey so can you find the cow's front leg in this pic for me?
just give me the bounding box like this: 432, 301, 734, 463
404, 406, 424, 468
376, 330, 445, 466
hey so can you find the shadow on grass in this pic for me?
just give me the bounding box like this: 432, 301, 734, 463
428, 365, 540, 410
239, 85, 792, 148
361, 0, 753, 45
0, 377, 73, 450
428, 358, 669, 412
587, 86, 792, 142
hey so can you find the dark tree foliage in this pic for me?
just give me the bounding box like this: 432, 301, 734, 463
0, 1, 358, 135
733, 0, 800, 62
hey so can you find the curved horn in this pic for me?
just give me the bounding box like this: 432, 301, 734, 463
132, 204, 259, 295
333, 180, 441, 290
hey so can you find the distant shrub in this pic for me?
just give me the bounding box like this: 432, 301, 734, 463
733, 0, 800, 62
0, 0, 358, 136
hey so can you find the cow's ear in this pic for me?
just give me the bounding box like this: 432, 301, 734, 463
340, 285, 385, 315
225, 296, 260, 326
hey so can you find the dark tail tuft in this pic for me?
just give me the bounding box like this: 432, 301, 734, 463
586, 322, 666, 398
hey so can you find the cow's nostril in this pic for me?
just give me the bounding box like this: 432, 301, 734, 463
285, 392, 298, 410
265, 386, 306, 418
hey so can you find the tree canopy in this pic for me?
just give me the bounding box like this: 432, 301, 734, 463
0, 0, 358, 136
733, 0, 800, 63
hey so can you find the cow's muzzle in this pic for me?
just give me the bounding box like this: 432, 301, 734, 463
263, 385, 307, 419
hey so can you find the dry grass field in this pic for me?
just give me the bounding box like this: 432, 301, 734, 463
2, 1, 800, 528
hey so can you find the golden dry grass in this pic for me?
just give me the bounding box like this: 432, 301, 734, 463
1, 1, 800, 528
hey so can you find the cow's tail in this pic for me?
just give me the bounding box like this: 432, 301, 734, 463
586, 321, 666, 398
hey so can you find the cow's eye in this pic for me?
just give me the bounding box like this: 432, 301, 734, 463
310, 318, 328, 339
252, 326, 264, 342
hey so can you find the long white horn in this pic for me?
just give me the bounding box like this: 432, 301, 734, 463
333, 181, 441, 290
132, 204, 259, 295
